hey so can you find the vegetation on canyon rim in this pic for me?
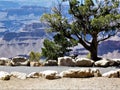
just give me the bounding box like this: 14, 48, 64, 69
29, 51, 41, 62
41, 0, 120, 61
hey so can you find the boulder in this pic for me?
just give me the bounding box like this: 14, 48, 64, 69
102, 70, 120, 78
11, 56, 29, 66
27, 72, 40, 78
12, 56, 27, 62
0, 71, 10, 80
20, 60, 30, 66
58, 56, 75, 66
30, 61, 41, 67
94, 59, 109, 67
11, 72, 27, 79
101, 59, 119, 66
0, 57, 11, 66
75, 58, 94, 67
11, 60, 30, 66
42, 70, 61, 79
60, 68, 101, 78
43, 60, 58, 66
108, 60, 117, 66
111, 59, 120, 66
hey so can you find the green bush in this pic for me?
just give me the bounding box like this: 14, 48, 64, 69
29, 51, 41, 62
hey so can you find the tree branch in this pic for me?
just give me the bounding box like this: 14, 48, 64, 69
74, 33, 91, 50
98, 30, 118, 43
83, 35, 91, 45
79, 37, 91, 51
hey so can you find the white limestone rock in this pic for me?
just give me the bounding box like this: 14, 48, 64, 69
95, 59, 109, 67
91, 68, 102, 77
11, 71, 27, 80
60, 68, 101, 78
30, 61, 41, 67
27, 72, 40, 78
102, 69, 120, 78
0, 57, 11, 66
58, 56, 75, 66
75, 58, 94, 67
43, 60, 58, 66
42, 70, 61, 79
0, 71, 10, 80
11, 56, 29, 66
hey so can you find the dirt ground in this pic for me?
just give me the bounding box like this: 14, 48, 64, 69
0, 77, 120, 90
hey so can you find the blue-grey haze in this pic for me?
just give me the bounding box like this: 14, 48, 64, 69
0, 0, 119, 58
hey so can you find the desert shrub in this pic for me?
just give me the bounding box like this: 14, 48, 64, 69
29, 51, 41, 62
86, 52, 91, 59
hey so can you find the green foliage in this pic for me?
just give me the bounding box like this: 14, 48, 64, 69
29, 51, 41, 62
42, 39, 62, 60
41, 39, 72, 60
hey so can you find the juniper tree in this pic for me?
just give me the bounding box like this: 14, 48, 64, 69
41, 0, 120, 61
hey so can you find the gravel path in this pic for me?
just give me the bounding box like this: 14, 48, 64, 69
0, 66, 119, 74
0, 77, 120, 90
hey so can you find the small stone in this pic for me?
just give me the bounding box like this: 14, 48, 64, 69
30, 61, 41, 67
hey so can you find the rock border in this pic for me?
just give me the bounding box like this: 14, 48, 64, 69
1, 68, 120, 81
0, 57, 120, 67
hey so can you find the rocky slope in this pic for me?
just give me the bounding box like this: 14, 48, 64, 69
0, 1, 51, 57
0, 22, 54, 57
0, 1, 119, 58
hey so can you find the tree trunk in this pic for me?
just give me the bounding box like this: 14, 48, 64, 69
90, 48, 98, 61
89, 34, 100, 61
